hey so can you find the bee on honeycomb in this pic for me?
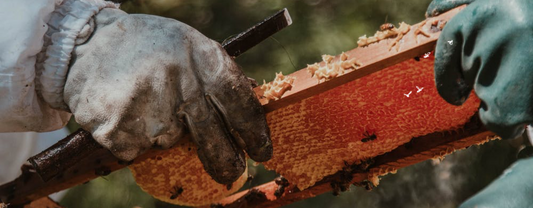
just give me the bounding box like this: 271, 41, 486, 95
361, 131, 377, 143
357, 22, 411, 51
169, 186, 183, 200
380, 23, 396, 31
274, 176, 290, 198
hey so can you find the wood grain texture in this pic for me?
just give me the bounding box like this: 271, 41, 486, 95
0, 134, 177, 205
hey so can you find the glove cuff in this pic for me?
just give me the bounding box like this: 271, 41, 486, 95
36, 0, 118, 111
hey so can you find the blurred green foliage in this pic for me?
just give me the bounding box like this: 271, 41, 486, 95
61, 169, 156, 208
60, 1, 520, 208
119, 0, 431, 82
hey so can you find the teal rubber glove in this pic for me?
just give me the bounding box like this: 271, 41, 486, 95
459, 157, 533, 208
425, 0, 474, 17
427, 0, 533, 139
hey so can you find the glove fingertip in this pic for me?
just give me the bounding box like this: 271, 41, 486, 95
434, 57, 472, 105
425, 2, 439, 17
434, 77, 471, 106
425, 0, 475, 17
246, 133, 273, 162
434, 17, 472, 106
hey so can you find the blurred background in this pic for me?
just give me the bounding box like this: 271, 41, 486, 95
5, 0, 527, 207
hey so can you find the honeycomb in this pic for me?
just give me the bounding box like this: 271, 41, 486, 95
129, 140, 248, 206
414, 19, 431, 43
357, 22, 411, 48
262, 55, 480, 190
130, 55, 480, 204
261, 72, 295, 102
307, 53, 362, 82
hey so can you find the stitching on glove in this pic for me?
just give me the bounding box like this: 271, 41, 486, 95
75, 18, 95, 45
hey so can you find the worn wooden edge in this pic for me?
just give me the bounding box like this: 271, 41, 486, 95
0, 135, 195, 205
27, 129, 103, 183
1, 197, 62, 208
0, 6, 470, 207
24, 197, 63, 208
257, 6, 465, 113
211, 115, 497, 208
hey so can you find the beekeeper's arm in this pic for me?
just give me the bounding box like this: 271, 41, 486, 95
427, 0, 533, 139
0, 0, 72, 132
0, 0, 272, 184
427, 0, 533, 207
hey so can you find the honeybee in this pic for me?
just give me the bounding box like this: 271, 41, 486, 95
353, 180, 374, 191
169, 186, 183, 200
380, 23, 395, 31
330, 181, 342, 196
361, 131, 377, 143
274, 176, 290, 198
330, 161, 356, 196
245, 174, 255, 187
226, 183, 232, 191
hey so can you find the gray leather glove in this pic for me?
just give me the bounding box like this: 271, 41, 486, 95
64, 8, 272, 184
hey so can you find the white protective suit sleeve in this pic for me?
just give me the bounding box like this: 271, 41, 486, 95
0, 0, 116, 132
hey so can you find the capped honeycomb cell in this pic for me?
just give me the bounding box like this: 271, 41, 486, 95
262, 55, 480, 189
129, 140, 248, 206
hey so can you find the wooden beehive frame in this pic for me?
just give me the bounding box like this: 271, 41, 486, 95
0, 6, 490, 208
206, 5, 498, 207
257, 7, 457, 113
213, 115, 496, 208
